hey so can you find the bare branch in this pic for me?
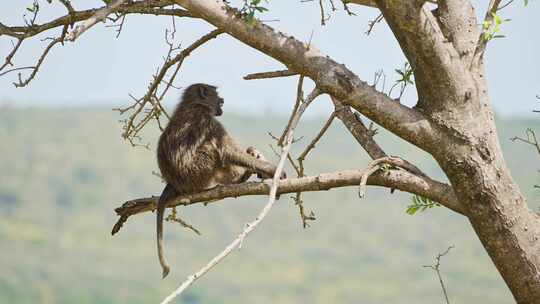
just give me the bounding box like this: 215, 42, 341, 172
294, 111, 335, 228
166, 207, 201, 235
511, 128, 540, 156
243, 69, 298, 80
1, 0, 194, 87
332, 97, 386, 159
13, 25, 68, 88
0, 66, 34, 77
0, 39, 23, 72
118, 29, 223, 145
65, 0, 129, 41
423, 245, 455, 304
111, 168, 463, 235
278, 75, 306, 146
366, 13, 383, 35
298, 112, 335, 164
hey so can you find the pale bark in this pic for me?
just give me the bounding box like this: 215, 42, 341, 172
376, 1, 540, 302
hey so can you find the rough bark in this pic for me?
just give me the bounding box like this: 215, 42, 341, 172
376, 1, 540, 302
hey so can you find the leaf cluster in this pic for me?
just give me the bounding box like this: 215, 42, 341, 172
406, 195, 441, 215
394, 62, 414, 86
240, 0, 269, 26
483, 13, 511, 42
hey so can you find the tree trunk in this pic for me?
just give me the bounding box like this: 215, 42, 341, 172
434, 85, 540, 302
374, 2, 540, 301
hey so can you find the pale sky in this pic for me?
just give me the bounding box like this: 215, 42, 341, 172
0, 1, 538, 117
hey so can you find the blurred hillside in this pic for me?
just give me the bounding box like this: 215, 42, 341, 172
0, 107, 539, 304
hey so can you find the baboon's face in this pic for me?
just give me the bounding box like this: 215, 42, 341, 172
210, 92, 224, 117
186, 83, 224, 116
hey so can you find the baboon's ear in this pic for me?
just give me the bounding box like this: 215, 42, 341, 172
198, 86, 209, 99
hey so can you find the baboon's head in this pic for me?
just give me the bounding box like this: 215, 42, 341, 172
182, 83, 224, 116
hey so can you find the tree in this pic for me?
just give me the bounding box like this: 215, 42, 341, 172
1, 0, 538, 302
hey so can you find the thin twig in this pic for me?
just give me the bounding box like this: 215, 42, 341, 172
13, 25, 68, 88
166, 207, 201, 235
471, 0, 503, 67
298, 112, 336, 163
0, 39, 23, 72
511, 128, 540, 155
278, 75, 305, 146
0, 66, 35, 77
497, 0, 515, 11
366, 13, 383, 35
118, 29, 223, 145
423, 245, 454, 304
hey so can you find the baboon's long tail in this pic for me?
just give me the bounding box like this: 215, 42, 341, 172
157, 183, 176, 279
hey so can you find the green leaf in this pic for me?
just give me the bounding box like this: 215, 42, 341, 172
406, 195, 440, 215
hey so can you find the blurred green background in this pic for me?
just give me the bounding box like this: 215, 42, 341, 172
1, 107, 538, 303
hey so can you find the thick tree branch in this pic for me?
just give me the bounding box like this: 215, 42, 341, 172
172, 0, 442, 152
374, 1, 474, 117
436, 0, 478, 65
111, 169, 463, 235
243, 69, 298, 80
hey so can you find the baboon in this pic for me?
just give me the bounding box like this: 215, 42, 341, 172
156, 83, 284, 278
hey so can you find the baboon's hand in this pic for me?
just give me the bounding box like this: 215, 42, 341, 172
246, 146, 287, 180
246, 146, 267, 179
246, 146, 267, 161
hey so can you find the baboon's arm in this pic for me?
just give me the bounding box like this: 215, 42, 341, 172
223, 145, 279, 179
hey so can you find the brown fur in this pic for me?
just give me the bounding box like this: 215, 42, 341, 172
156, 83, 283, 278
